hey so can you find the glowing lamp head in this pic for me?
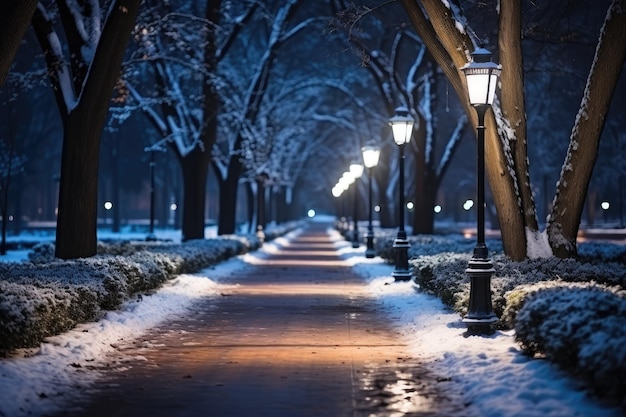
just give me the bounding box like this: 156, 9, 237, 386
388, 106, 415, 145
461, 47, 501, 106
361, 146, 381, 169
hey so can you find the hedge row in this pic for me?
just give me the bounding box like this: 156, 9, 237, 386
0, 221, 301, 356
372, 229, 626, 404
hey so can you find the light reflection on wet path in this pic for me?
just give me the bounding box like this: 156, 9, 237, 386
61, 222, 467, 416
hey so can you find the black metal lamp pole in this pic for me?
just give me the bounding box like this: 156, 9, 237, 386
366, 166, 375, 257
389, 107, 415, 281
460, 46, 501, 334
256, 172, 269, 243
362, 145, 380, 258
350, 163, 363, 248
463, 104, 497, 333
392, 141, 411, 280
146, 149, 157, 241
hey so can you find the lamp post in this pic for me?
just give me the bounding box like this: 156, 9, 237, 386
349, 162, 364, 248
460, 46, 501, 334
362, 145, 381, 258
389, 107, 416, 281
256, 172, 269, 243
339, 172, 354, 239
146, 149, 157, 241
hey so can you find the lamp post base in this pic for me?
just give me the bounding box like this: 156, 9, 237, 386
352, 231, 360, 248
392, 235, 411, 281
256, 225, 265, 244
365, 230, 375, 258
462, 255, 497, 335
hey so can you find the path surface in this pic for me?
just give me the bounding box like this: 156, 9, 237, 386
61, 222, 467, 417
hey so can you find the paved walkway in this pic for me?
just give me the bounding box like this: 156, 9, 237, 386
61, 221, 467, 416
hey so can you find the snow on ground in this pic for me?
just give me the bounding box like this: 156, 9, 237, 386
339, 234, 622, 417
0, 223, 622, 417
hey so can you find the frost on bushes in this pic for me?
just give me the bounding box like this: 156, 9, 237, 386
411, 252, 471, 312
514, 283, 626, 400
375, 231, 501, 263
577, 241, 626, 263
374, 228, 626, 401
0, 236, 261, 356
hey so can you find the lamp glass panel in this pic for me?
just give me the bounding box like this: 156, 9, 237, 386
465, 68, 500, 105
391, 122, 413, 145
362, 148, 381, 168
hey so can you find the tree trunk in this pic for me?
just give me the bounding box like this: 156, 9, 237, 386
52, 0, 141, 259
548, 0, 626, 257
217, 155, 242, 235
402, 0, 527, 260
178, 0, 222, 240
55, 110, 102, 258
376, 141, 395, 228
499, 0, 539, 236
410, 118, 436, 235
180, 148, 211, 241
412, 170, 436, 234
0, 0, 38, 86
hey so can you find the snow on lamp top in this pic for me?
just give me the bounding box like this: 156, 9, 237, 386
388, 106, 415, 145
361, 146, 381, 168
461, 47, 502, 106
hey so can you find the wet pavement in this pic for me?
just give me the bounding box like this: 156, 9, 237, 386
60, 222, 468, 416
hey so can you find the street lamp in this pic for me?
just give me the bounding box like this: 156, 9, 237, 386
146, 149, 157, 241
256, 172, 270, 242
339, 172, 354, 237
350, 162, 364, 248
362, 145, 381, 258
389, 106, 416, 281
460, 46, 501, 333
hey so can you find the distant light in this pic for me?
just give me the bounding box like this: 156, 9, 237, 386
104, 201, 113, 210
170, 203, 178, 211
434, 205, 442, 213
463, 199, 474, 211
601, 201, 610, 210
374, 205, 381, 213
307, 209, 316, 218
8, 215, 14, 222
406, 201, 414, 210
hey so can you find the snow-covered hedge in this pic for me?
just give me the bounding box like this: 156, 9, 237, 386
513, 283, 626, 400
0, 219, 305, 356
0, 235, 261, 356
372, 231, 626, 403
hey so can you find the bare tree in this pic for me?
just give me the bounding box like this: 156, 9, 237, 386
32, 0, 141, 259
400, 0, 626, 259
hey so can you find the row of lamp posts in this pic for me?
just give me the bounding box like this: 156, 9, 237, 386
331, 105, 415, 278
332, 46, 501, 334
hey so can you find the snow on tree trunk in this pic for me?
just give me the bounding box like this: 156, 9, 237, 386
547, 0, 626, 258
